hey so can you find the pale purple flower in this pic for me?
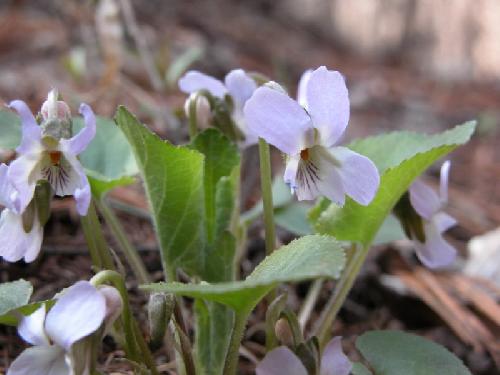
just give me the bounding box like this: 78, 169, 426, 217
7, 90, 95, 216
0, 163, 43, 262
8, 281, 121, 375
409, 161, 457, 268
256, 336, 352, 375
179, 69, 258, 145
244, 66, 379, 206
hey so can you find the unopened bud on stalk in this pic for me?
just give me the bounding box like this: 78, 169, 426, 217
148, 292, 175, 349
184, 92, 212, 130
97, 285, 123, 333
275, 317, 294, 347
40, 89, 72, 140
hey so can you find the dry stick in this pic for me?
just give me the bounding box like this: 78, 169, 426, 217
119, 0, 164, 92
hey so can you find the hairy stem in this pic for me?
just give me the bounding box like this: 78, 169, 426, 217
312, 245, 366, 347
223, 311, 249, 375
258, 138, 276, 257
80, 200, 115, 271
96, 198, 151, 284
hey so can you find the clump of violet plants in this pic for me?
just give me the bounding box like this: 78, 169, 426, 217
0, 65, 475, 375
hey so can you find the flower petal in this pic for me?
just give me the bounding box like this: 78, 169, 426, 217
415, 220, 457, 269
45, 281, 106, 350
256, 346, 308, 375
224, 69, 257, 109
8, 100, 42, 155
7, 346, 68, 375
433, 212, 457, 232
0, 164, 18, 211
320, 336, 352, 375
284, 154, 301, 192
295, 147, 346, 204
329, 147, 380, 206
297, 69, 312, 108
439, 160, 450, 204
0, 209, 43, 263
305, 66, 349, 147
18, 305, 49, 346
409, 180, 441, 220
53, 150, 91, 216
7, 154, 42, 212
244, 86, 312, 155
178, 70, 227, 98
58, 103, 96, 156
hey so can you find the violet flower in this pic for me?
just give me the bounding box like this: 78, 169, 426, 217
7, 90, 95, 216
179, 69, 258, 145
244, 66, 379, 206
409, 161, 457, 268
0, 163, 43, 262
256, 337, 352, 375
8, 281, 122, 375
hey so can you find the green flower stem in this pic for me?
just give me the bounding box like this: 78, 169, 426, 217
91, 270, 159, 375
298, 278, 324, 332
312, 245, 366, 347
95, 198, 151, 285
258, 138, 276, 257
173, 301, 196, 375
223, 310, 250, 375
80, 200, 115, 271
188, 93, 199, 140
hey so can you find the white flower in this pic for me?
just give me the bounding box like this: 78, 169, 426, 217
244, 66, 379, 206
0, 163, 43, 262
8, 281, 121, 375
7, 90, 96, 216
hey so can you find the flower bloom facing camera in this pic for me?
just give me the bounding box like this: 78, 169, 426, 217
179, 69, 258, 145
408, 161, 457, 268
256, 336, 352, 375
7, 89, 96, 215
244, 66, 379, 206
8, 281, 122, 375
0, 163, 43, 262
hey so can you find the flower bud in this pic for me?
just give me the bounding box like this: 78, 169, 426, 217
148, 292, 175, 349
40, 89, 72, 140
97, 285, 123, 333
184, 92, 212, 130
275, 317, 294, 347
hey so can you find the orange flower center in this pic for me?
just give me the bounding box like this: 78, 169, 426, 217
49, 151, 62, 165
300, 149, 309, 160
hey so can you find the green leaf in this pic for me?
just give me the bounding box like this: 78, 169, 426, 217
372, 214, 405, 246
0, 279, 33, 325
87, 171, 135, 199
74, 116, 138, 180
356, 330, 472, 375
142, 235, 346, 313
310, 122, 476, 246
0, 109, 21, 150
351, 362, 373, 375
191, 129, 240, 244
275, 202, 312, 236
194, 300, 233, 375
114, 106, 206, 276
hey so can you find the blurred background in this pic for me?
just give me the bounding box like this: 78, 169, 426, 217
0, 1, 499, 374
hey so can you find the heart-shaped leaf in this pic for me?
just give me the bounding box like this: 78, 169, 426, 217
142, 235, 345, 313
356, 330, 472, 375
310, 122, 476, 246
0, 279, 33, 325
